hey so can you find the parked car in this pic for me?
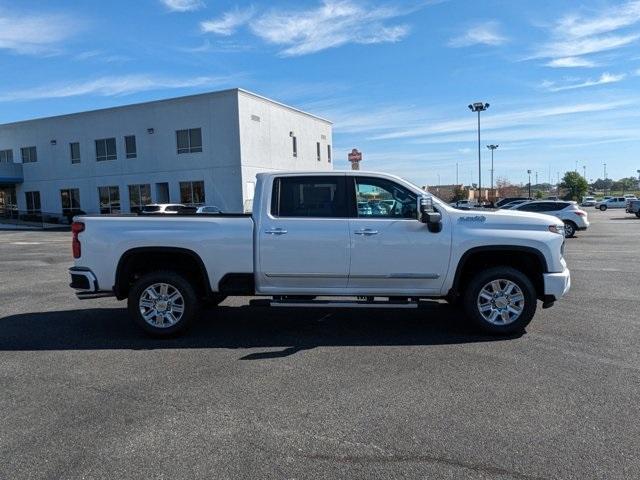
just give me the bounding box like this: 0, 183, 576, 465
626, 199, 640, 218
545, 196, 559, 201
594, 197, 627, 211
69, 170, 570, 337
140, 204, 186, 214
581, 196, 596, 207
500, 199, 531, 209
511, 200, 589, 238
196, 206, 221, 214
495, 197, 530, 208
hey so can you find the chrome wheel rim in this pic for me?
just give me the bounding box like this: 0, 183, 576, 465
139, 282, 185, 328
477, 279, 525, 326
564, 223, 574, 237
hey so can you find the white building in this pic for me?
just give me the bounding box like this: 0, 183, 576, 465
0, 88, 333, 217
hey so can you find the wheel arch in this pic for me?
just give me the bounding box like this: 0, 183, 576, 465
114, 247, 212, 300
449, 246, 548, 300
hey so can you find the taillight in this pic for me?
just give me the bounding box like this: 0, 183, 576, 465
574, 211, 586, 217
72, 222, 85, 259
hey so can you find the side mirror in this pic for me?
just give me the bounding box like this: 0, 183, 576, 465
419, 196, 442, 232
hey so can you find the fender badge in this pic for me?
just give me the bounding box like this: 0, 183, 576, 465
458, 215, 486, 223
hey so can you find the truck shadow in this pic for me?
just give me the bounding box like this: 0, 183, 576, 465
0, 303, 522, 355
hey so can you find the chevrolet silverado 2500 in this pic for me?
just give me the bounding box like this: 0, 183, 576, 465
69, 171, 570, 336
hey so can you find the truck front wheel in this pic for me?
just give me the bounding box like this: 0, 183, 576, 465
128, 270, 199, 337
463, 267, 537, 335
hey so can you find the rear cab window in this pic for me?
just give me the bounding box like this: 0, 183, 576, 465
271, 176, 348, 218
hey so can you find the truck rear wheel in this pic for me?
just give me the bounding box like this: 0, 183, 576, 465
128, 270, 199, 337
463, 266, 537, 335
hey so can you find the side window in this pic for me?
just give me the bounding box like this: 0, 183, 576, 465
355, 177, 418, 219
271, 176, 347, 218
517, 203, 537, 212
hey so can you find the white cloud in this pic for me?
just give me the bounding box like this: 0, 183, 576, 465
535, 1, 640, 66
0, 75, 232, 102
556, 1, 640, 38
545, 56, 597, 68
248, 1, 411, 56
0, 10, 77, 55
541, 72, 626, 92
201, 7, 255, 36
448, 21, 507, 47
160, 0, 204, 12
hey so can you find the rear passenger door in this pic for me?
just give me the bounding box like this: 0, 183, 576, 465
256, 175, 351, 294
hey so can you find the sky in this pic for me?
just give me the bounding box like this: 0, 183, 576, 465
1, 0, 639, 187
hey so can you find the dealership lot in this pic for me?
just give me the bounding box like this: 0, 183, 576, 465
0, 210, 639, 479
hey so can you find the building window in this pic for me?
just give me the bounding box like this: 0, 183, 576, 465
25, 191, 41, 214
128, 184, 151, 213
0, 149, 13, 163
179, 181, 205, 205
21, 146, 37, 163
70, 142, 81, 164
60, 188, 81, 216
98, 186, 120, 214
292, 136, 297, 157
124, 135, 137, 159
316, 142, 321, 162
327, 145, 331, 163
176, 128, 202, 154
95, 138, 116, 161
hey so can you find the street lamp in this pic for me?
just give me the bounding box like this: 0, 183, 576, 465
583, 165, 586, 179
468, 102, 490, 200
527, 169, 532, 198
603, 162, 607, 196
486, 144, 498, 192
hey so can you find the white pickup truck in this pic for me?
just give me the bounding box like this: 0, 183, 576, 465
69, 171, 570, 336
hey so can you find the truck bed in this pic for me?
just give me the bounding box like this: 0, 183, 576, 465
76, 214, 255, 293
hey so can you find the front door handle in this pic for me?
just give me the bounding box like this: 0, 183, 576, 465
354, 228, 379, 236
265, 228, 288, 235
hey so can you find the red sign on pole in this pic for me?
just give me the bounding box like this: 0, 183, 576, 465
348, 148, 362, 163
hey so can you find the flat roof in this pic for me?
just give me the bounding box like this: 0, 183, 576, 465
0, 87, 332, 127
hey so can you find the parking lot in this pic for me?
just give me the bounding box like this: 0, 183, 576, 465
0, 209, 639, 479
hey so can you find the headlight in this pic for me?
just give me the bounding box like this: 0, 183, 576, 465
548, 224, 564, 234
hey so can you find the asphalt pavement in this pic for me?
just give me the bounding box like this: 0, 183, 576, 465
0, 208, 639, 479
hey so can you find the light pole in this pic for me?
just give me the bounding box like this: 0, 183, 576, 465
527, 169, 532, 198
486, 144, 498, 192
583, 165, 586, 179
468, 102, 490, 200
603, 162, 607, 196
637, 169, 640, 189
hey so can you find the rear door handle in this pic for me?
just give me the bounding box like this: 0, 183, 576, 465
265, 228, 287, 235
354, 228, 379, 236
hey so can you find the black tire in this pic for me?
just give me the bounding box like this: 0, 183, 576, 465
128, 270, 199, 337
599, 205, 607, 211
563, 220, 576, 238
635, 212, 640, 218
462, 266, 537, 335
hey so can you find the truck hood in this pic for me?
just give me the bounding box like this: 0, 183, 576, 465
447, 208, 563, 232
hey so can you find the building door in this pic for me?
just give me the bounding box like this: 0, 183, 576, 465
347, 176, 451, 296
0, 186, 16, 210
156, 183, 169, 203
256, 175, 350, 294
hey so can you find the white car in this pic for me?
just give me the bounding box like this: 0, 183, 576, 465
594, 197, 627, 211
512, 200, 589, 237
69, 170, 570, 337
581, 196, 596, 207
140, 203, 186, 214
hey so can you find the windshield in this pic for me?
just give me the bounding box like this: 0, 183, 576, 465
142, 205, 161, 212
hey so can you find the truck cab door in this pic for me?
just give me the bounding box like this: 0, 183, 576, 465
347, 176, 451, 296
255, 175, 350, 294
